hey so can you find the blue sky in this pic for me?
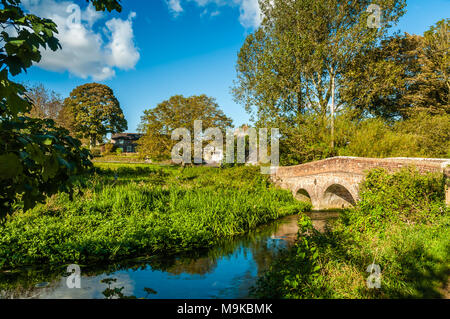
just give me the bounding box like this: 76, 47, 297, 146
16, 0, 450, 132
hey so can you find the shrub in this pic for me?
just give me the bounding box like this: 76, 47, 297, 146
251, 215, 328, 299
345, 167, 446, 233
91, 148, 102, 157
102, 143, 115, 156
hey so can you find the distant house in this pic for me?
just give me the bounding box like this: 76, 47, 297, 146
111, 133, 143, 153
204, 144, 224, 164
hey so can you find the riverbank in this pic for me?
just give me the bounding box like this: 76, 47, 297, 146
252, 168, 450, 299
0, 212, 338, 299
0, 164, 311, 269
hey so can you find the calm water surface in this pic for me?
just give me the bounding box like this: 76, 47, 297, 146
0, 212, 339, 299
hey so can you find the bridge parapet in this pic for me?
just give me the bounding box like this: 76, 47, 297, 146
273, 157, 449, 178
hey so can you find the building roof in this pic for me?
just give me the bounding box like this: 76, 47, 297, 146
111, 133, 143, 141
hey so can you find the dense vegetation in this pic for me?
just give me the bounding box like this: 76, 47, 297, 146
0, 164, 310, 269
252, 168, 449, 299
137, 94, 233, 162
0, 0, 122, 217
1, 0, 448, 300
233, 0, 449, 164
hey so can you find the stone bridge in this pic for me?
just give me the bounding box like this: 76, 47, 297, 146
270, 157, 450, 210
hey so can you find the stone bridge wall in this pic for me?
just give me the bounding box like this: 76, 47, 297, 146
271, 157, 450, 210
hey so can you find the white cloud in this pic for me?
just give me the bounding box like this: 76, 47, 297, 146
105, 12, 140, 70
166, 0, 262, 28
167, 0, 184, 15
236, 0, 261, 29
21, 0, 140, 81
210, 10, 220, 17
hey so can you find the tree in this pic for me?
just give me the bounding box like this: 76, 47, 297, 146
341, 19, 449, 118
233, 0, 406, 149
63, 83, 128, 148
395, 112, 450, 158
25, 83, 63, 121
137, 95, 233, 161
404, 19, 449, 115
340, 33, 421, 119
0, 0, 122, 217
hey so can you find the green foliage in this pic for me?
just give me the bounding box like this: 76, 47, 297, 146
0, 165, 310, 269
233, 0, 406, 151
341, 33, 422, 119
0, 0, 61, 117
137, 94, 233, 161
116, 147, 123, 155
344, 167, 446, 233
102, 143, 115, 156
89, 0, 122, 12
0, 0, 121, 118
406, 19, 449, 115
251, 214, 328, 299
253, 168, 449, 299
0, 117, 92, 217
395, 112, 450, 158
62, 83, 128, 147
233, 1, 446, 159
280, 112, 450, 165
338, 118, 420, 158
0, 0, 122, 216
341, 19, 449, 119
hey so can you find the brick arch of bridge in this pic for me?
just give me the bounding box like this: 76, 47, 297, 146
290, 172, 363, 210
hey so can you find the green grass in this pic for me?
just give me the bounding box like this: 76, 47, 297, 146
252, 168, 450, 299
0, 164, 310, 269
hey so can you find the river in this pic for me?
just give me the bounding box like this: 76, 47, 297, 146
0, 212, 339, 299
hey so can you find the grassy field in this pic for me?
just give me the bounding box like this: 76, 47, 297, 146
0, 163, 310, 269
252, 168, 450, 299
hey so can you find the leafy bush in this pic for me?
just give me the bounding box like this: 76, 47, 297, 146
102, 143, 115, 156
395, 112, 450, 158
251, 215, 328, 299
91, 148, 102, 157
0, 117, 92, 217
344, 167, 445, 234
339, 118, 420, 158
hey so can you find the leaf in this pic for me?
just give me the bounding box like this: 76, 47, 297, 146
0, 153, 23, 180
43, 138, 53, 146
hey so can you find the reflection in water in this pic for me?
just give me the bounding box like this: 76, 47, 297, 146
0, 212, 339, 299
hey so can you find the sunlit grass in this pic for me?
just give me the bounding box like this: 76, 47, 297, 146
0, 164, 311, 269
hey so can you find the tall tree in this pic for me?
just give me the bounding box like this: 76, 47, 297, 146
341, 19, 449, 118
233, 0, 406, 149
137, 95, 233, 161
404, 19, 449, 115
340, 33, 422, 119
63, 83, 128, 148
